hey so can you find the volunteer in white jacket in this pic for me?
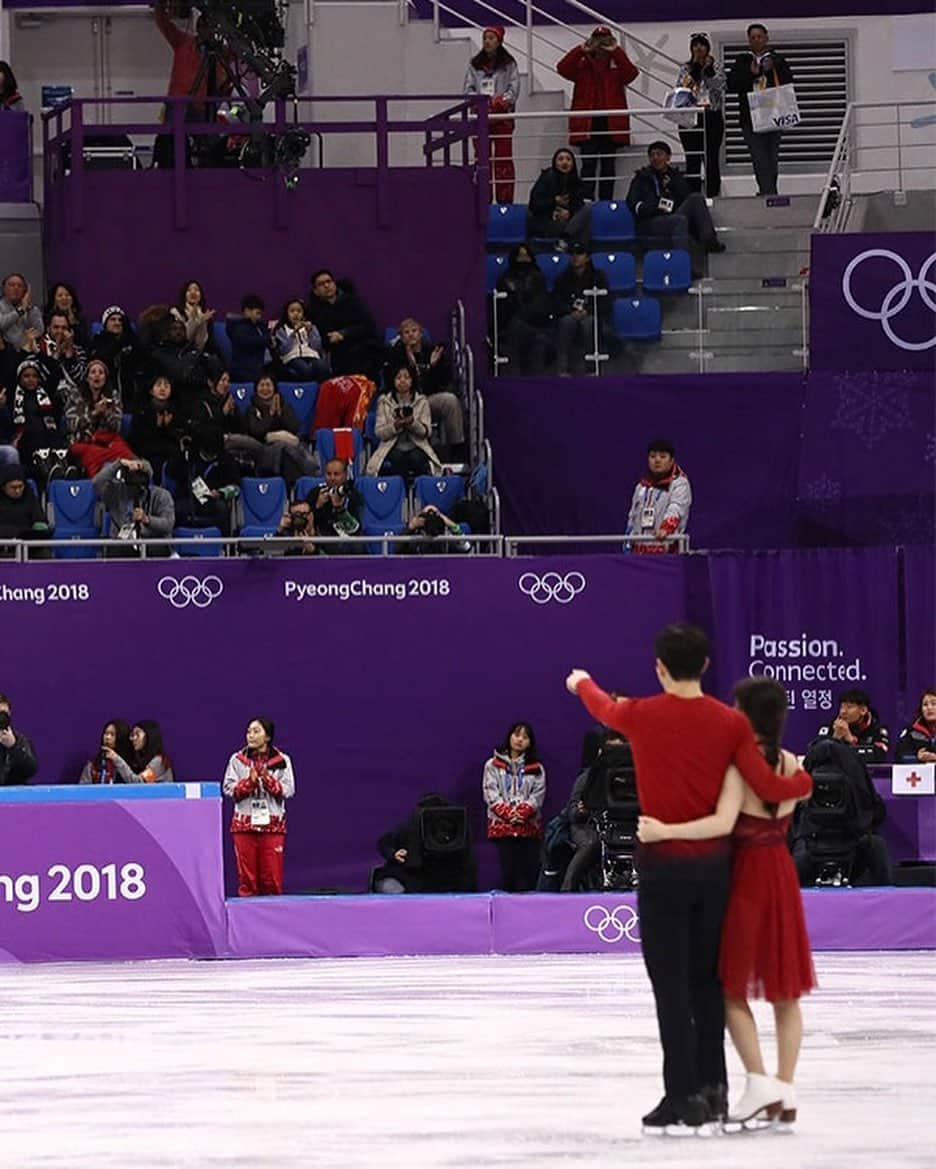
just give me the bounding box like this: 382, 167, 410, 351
625, 437, 692, 555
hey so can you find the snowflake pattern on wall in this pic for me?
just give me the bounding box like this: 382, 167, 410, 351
830, 372, 914, 452
876, 495, 935, 544
801, 475, 842, 512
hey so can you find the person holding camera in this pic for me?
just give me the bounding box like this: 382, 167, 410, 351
560, 730, 630, 891
385, 319, 466, 465
93, 456, 175, 554
399, 503, 470, 555
373, 793, 478, 894
674, 34, 726, 197
223, 716, 295, 897
276, 495, 321, 556
483, 721, 546, 892
79, 720, 133, 785
0, 692, 38, 786
366, 365, 442, 479
552, 243, 609, 377
312, 458, 363, 545
626, 141, 724, 259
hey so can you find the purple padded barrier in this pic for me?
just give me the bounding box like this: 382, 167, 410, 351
873, 778, 936, 863
0, 113, 31, 202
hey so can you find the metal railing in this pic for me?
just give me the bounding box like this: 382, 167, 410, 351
814, 99, 936, 232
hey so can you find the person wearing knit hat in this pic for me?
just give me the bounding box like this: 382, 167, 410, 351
464, 25, 520, 204
557, 26, 639, 201
672, 33, 725, 196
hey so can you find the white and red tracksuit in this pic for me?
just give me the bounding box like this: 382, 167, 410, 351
223, 747, 296, 896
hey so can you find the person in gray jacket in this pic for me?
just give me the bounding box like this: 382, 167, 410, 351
463, 25, 520, 204
0, 273, 44, 351
92, 456, 175, 555
625, 437, 691, 554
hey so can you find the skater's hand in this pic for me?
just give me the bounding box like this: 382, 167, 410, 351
637, 815, 669, 843
565, 668, 591, 695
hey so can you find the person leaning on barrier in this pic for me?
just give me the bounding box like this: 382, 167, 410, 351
896, 688, 936, 763
625, 438, 691, 554
552, 243, 609, 377
93, 456, 175, 555
373, 794, 478, 894
0, 692, 38, 787
626, 142, 724, 263
813, 688, 890, 764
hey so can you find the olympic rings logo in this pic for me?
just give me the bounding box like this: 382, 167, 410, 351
156, 575, 224, 609
583, 904, 641, 945
518, 572, 586, 605
841, 249, 936, 352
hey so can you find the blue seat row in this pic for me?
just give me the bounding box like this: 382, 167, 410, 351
487, 249, 692, 294
487, 200, 636, 246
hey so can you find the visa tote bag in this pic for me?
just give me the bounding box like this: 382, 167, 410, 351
748, 71, 801, 134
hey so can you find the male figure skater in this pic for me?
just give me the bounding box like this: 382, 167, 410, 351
566, 623, 812, 1134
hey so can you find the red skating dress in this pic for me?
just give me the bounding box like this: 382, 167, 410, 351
719, 812, 817, 1002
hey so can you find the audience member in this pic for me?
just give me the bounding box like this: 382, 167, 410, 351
312, 458, 363, 543
384, 318, 466, 463
305, 269, 380, 379
814, 688, 890, 762
63, 357, 120, 441
69, 417, 135, 480
625, 438, 692, 553
552, 243, 609, 377
170, 424, 241, 535
483, 720, 546, 892
223, 716, 295, 897
0, 382, 19, 467
0, 274, 43, 350
43, 282, 90, 350
373, 793, 477, 893
495, 243, 551, 376
226, 293, 272, 384
79, 720, 133, 785
0, 62, 23, 111
626, 142, 724, 258
129, 375, 184, 483
896, 689, 936, 763
674, 34, 726, 196
726, 23, 794, 197
0, 463, 49, 543
276, 494, 322, 555
245, 372, 318, 486
92, 456, 175, 552
399, 503, 470, 555
147, 311, 210, 401
557, 27, 639, 201
172, 279, 216, 353
41, 311, 88, 389
107, 719, 174, 783
463, 26, 520, 204
189, 362, 244, 449
8, 358, 66, 471
366, 365, 441, 479
273, 298, 330, 383
90, 306, 143, 408
0, 692, 38, 786
527, 147, 592, 250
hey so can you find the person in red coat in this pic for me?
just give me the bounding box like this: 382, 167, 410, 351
557, 26, 639, 202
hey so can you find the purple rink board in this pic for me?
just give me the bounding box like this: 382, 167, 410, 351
225, 889, 936, 960
0, 786, 225, 963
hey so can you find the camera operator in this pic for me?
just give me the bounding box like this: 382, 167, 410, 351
92, 456, 175, 557
312, 458, 363, 547
561, 731, 633, 890
276, 496, 321, 556
398, 503, 470, 555
373, 793, 477, 893
0, 692, 38, 786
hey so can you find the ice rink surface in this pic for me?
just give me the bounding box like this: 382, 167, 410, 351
1, 950, 933, 1169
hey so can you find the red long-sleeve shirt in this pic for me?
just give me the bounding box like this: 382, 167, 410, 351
577, 679, 812, 859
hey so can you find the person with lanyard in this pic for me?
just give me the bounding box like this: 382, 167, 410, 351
463, 26, 520, 204
625, 438, 692, 554
79, 720, 133, 785
482, 721, 546, 892
726, 23, 794, 197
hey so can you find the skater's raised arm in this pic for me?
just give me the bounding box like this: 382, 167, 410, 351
732, 719, 812, 802
566, 670, 633, 736
638, 766, 744, 843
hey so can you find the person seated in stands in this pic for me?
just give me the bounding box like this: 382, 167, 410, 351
625, 437, 692, 554
147, 311, 210, 404
305, 269, 380, 378
79, 719, 133, 785
63, 357, 121, 442
170, 423, 241, 536
93, 456, 175, 555
276, 494, 323, 556
373, 793, 478, 893
527, 147, 591, 251
0, 693, 37, 787
0, 378, 20, 468
129, 374, 185, 484
384, 318, 466, 464
6, 358, 66, 474
41, 311, 88, 389
106, 719, 174, 784
398, 503, 470, 555
188, 361, 247, 455
312, 457, 363, 544
69, 413, 135, 480
626, 141, 724, 258
0, 61, 23, 111
44, 282, 90, 351
896, 688, 936, 763
273, 298, 330, 384
814, 688, 890, 763
172, 279, 216, 355
552, 243, 609, 377
366, 365, 442, 480
0, 462, 49, 545
91, 306, 143, 409
495, 243, 552, 376
0, 273, 43, 351
245, 371, 319, 487
226, 293, 272, 385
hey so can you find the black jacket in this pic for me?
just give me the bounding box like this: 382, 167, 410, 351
726, 49, 794, 131
0, 730, 38, 786
383, 339, 453, 398
129, 399, 185, 470
245, 397, 302, 442
813, 709, 890, 764
305, 285, 379, 377
373, 803, 477, 893
895, 719, 936, 763
626, 164, 693, 224
311, 482, 363, 538
527, 163, 587, 236
797, 738, 886, 835
146, 339, 209, 401
496, 264, 551, 328
90, 329, 144, 408
225, 317, 271, 384
553, 263, 610, 319
0, 479, 45, 539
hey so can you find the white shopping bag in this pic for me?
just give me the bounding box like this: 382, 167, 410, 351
748, 79, 801, 134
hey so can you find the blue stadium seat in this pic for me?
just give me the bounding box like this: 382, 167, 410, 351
613, 297, 662, 342
413, 475, 466, 517
642, 249, 693, 294
591, 200, 636, 245
592, 252, 637, 294
486, 254, 510, 293
359, 476, 406, 528
315, 428, 363, 476
173, 526, 223, 557
239, 476, 287, 537
212, 321, 233, 365
120, 412, 132, 439
486, 203, 527, 246
535, 252, 570, 290
231, 383, 254, 412
293, 476, 325, 502
48, 480, 99, 559
279, 382, 319, 434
